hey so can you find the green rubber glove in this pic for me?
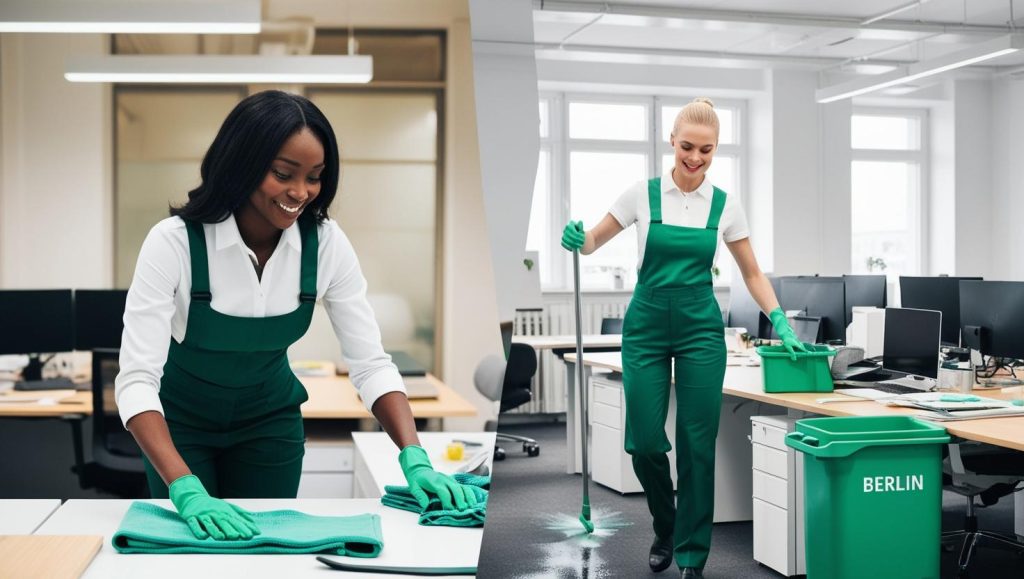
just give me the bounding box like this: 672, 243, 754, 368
560, 220, 585, 252
768, 308, 810, 361
399, 445, 477, 512
168, 474, 260, 541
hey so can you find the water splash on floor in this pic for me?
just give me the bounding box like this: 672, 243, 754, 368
538, 507, 632, 547
506, 509, 632, 579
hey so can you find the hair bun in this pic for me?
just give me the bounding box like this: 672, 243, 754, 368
691, 97, 715, 108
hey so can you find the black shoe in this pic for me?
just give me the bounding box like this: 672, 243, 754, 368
648, 535, 673, 572
680, 568, 703, 579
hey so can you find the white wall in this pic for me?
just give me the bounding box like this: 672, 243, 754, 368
0, 34, 112, 288
468, 0, 539, 323
950, 80, 993, 279
991, 77, 1024, 281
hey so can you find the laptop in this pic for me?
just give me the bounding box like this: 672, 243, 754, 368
833, 307, 942, 394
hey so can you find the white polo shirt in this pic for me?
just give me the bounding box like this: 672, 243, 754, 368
608, 172, 750, 272
115, 214, 405, 427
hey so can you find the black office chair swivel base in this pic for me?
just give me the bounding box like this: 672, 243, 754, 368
493, 433, 540, 461
941, 498, 1024, 576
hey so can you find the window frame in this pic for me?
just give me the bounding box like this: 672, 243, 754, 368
850, 106, 929, 277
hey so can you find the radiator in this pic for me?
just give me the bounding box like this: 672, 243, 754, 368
512, 292, 631, 414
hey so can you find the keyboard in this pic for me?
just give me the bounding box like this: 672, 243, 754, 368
14, 377, 76, 391
868, 381, 922, 396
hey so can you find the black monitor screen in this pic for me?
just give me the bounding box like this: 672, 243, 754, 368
74, 290, 129, 350
843, 275, 886, 326
728, 277, 768, 338
959, 281, 1024, 360
882, 307, 941, 379
779, 277, 846, 343
0, 290, 74, 355
899, 276, 981, 346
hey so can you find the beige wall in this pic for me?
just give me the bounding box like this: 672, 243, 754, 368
0, 0, 500, 429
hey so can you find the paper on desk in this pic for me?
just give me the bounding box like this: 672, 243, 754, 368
882, 392, 1012, 411
0, 389, 77, 403
916, 407, 1024, 421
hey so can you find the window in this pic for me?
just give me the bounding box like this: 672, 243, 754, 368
850, 110, 927, 278
529, 94, 745, 290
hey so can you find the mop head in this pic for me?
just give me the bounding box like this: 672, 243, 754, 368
579, 503, 594, 534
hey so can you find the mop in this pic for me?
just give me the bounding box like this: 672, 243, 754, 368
573, 249, 595, 534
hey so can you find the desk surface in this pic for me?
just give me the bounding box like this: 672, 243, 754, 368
0, 499, 62, 534
0, 374, 476, 420
512, 334, 621, 351
35, 499, 482, 579
353, 432, 496, 496
568, 351, 1024, 453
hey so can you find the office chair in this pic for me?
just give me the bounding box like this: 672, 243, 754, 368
71, 349, 148, 498
941, 441, 1024, 576
473, 343, 540, 461
600, 317, 623, 335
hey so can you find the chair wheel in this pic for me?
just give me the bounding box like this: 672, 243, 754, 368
493, 447, 507, 461
525, 443, 540, 457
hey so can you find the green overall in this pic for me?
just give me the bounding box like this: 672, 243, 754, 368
143, 217, 318, 499
621, 177, 727, 570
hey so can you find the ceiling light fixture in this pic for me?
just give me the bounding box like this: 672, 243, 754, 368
861, 0, 932, 26
816, 33, 1022, 103
0, 0, 260, 34
64, 55, 373, 84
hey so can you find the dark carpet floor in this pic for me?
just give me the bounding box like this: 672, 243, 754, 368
476, 422, 1024, 579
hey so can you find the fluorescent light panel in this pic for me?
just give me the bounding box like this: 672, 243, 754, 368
861, 0, 930, 26
0, 0, 260, 34
65, 56, 373, 84
817, 34, 1024, 103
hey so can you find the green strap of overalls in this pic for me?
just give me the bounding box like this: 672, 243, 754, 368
646, 178, 726, 229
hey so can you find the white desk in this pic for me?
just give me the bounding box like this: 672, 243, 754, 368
34, 499, 482, 579
352, 432, 496, 498
0, 499, 62, 534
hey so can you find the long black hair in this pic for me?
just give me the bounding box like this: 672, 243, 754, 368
170, 90, 339, 223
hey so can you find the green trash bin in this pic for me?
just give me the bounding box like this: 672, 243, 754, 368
785, 416, 950, 579
756, 344, 836, 393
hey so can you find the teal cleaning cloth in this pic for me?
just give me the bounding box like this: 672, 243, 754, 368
112, 502, 383, 556
381, 474, 489, 527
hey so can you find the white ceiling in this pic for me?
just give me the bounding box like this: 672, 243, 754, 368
533, 0, 1024, 71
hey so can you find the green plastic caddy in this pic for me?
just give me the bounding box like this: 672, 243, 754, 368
756, 344, 836, 393
785, 416, 950, 579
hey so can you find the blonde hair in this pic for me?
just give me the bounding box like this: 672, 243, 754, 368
672, 97, 719, 139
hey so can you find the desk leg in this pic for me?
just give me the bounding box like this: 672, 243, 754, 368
65, 415, 85, 475
1016, 491, 1023, 539
564, 360, 591, 474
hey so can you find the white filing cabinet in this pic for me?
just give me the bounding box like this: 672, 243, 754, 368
751, 415, 805, 577
588, 374, 756, 523
297, 438, 354, 498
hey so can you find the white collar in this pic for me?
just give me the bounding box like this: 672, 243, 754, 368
212, 213, 302, 253
662, 170, 713, 199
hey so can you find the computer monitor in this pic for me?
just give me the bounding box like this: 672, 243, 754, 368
727, 276, 769, 338
899, 276, 982, 346
843, 275, 886, 326
0, 290, 74, 381
779, 277, 846, 343
73, 289, 128, 351
791, 315, 822, 344
959, 281, 1024, 360
882, 307, 942, 379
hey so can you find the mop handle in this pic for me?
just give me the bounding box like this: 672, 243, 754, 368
573, 249, 589, 503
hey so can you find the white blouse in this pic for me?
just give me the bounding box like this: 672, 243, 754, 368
115, 214, 404, 427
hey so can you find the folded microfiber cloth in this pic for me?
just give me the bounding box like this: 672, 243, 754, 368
381, 473, 489, 527
112, 501, 383, 556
